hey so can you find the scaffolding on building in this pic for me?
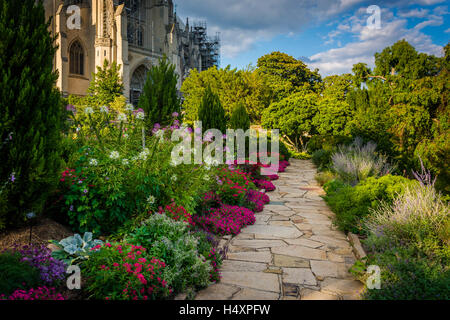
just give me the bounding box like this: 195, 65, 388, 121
192, 21, 220, 70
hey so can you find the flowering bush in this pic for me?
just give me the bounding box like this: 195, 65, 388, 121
213, 167, 257, 206
83, 243, 171, 300
10, 245, 66, 285
0, 287, 65, 300
193, 204, 255, 235
126, 214, 217, 293
158, 202, 193, 225
254, 179, 276, 192
246, 189, 270, 212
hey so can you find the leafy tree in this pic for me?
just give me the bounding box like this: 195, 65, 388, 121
261, 86, 318, 152
257, 52, 321, 100
0, 0, 62, 229
181, 65, 269, 124
139, 56, 181, 128
198, 86, 226, 132
87, 59, 124, 105
229, 103, 250, 131
313, 74, 356, 137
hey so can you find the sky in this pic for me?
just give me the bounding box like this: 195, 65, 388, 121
176, 0, 450, 77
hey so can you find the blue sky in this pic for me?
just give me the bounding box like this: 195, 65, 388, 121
176, 0, 449, 77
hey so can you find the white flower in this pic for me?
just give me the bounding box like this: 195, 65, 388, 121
204, 164, 211, 171
100, 106, 109, 113
89, 159, 98, 166
203, 175, 210, 181
125, 103, 134, 112
122, 159, 129, 166
117, 113, 127, 122
85, 107, 94, 115
171, 175, 178, 182
204, 157, 212, 165
147, 195, 156, 205
155, 130, 164, 139
139, 148, 150, 161
136, 111, 145, 120
212, 159, 220, 167
109, 151, 120, 160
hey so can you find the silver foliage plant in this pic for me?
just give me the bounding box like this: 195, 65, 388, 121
364, 164, 449, 245
331, 137, 395, 185
50, 232, 103, 265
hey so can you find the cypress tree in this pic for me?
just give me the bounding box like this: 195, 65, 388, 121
229, 102, 251, 131
138, 56, 181, 128
198, 86, 227, 133
0, 0, 62, 229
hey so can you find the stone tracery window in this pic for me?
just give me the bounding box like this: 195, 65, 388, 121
69, 40, 84, 75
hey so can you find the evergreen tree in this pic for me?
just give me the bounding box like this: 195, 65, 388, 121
0, 0, 62, 229
138, 56, 180, 128
87, 59, 124, 106
229, 103, 250, 131
198, 86, 227, 132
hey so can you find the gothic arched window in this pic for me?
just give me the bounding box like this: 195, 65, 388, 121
69, 41, 84, 75
130, 65, 148, 106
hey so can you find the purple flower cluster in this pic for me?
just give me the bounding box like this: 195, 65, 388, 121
246, 189, 270, 212
12, 245, 66, 284
0, 287, 65, 300
193, 204, 255, 235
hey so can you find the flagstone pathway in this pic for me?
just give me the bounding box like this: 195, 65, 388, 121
194, 159, 364, 300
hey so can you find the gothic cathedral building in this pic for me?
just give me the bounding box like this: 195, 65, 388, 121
43, 0, 220, 105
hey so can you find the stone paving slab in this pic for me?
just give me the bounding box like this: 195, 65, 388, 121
194, 159, 364, 300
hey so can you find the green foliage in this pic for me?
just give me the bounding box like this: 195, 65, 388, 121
0, 0, 62, 229
0, 252, 41, 296
356, 243, 450, 300
86, 59, 124, 106
138, 56, 181, 128
313, 74, 356, 137
312, 149, 332, 171
315, 170, 336, 186
126, 214, 216, 293
324, 175, 414, 234
198, 86, 227, 132
261, 87, 318, 152
229, 103, 250, 131
257, 52, 321, 100
50, 232, 103, 266
83, 242, 171, 300
181, 65, 271, 124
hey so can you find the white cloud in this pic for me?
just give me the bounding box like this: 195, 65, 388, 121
177, 0, 371, 58
398, 8, 429, 18
307, 9, 445, 76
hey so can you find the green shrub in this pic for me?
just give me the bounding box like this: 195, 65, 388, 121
362, 245, 450, 300
139, 56, 181, 128
364, 182, 449, 259
229, 103, 250, 131
315, 171, 335, 186
312, 149, 332, 170
0, 252, 42, 296
198, 86, 227, 132
324, 175, 414, 234
0, 0, 62, 229
126, 214, 215, 293
307, 135, 352, 153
